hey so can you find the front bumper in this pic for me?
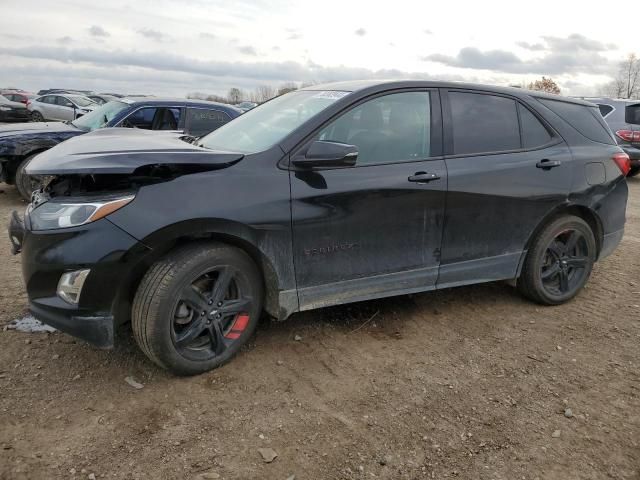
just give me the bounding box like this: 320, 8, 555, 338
10, 210, 152, 348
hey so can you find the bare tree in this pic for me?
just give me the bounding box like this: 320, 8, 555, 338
277, 82, 298, 96
600, 54, 640, 99
227, 88, 244, 104
250, 85, 277, 103
205, 94, 228, 103
527, 77, 561, 95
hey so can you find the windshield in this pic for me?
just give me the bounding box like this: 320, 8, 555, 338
69, 96, 96, 107
71, 100, 129, 131
199, 90, 350, 153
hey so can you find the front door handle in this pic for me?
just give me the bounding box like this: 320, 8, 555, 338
408, 172, 440, 183
536, 159, 562, 170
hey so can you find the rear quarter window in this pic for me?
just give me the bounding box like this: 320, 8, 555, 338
538, 98, 615, 145
597, 104, 614, 118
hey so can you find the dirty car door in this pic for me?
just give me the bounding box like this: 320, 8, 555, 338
290, 89, 447, 309
438, 89, 573, 287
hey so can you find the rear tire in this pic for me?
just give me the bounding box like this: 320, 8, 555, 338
132, 242, 263, 376
30, 111, 44, 122
517, 215, 596, 305
15, 155, 42, 201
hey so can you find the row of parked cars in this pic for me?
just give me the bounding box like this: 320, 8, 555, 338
2, 80, 633, 376
0, 93, 245, 198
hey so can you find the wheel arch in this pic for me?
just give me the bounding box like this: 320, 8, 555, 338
517, 203, 604, 277
112, 219, 287, 325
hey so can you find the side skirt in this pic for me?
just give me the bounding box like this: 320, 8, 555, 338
277, 251, 524, 320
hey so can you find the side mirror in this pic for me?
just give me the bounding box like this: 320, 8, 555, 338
292, 141, 358, 169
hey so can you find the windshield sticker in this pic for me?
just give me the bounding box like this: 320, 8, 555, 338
311, 91, 350, 99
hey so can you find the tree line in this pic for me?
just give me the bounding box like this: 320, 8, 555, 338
188, 53, 640, 104
188, 81, 316, 105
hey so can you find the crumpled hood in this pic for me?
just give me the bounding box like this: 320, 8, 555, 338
26, 127, 244, 175
0, 121, 79, 139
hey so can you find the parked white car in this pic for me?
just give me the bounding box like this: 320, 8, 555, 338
28, 94, 97, 122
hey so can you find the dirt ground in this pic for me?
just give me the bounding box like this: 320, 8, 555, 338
0, 178, 638, 480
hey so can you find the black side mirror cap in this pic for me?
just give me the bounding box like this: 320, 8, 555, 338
292, 141, 358, 169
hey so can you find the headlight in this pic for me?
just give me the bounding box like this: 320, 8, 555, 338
30, 195, 134, 231
0, 106, 11, 111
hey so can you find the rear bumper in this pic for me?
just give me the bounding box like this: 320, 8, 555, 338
621, 145, 640, 164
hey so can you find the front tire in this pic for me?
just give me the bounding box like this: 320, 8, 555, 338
132, 242, 263, 376
15, 155, 42, 201
517, 215, 596, 305
30, 111, 44, 122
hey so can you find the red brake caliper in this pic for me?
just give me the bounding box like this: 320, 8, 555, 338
224, 313, 250, 340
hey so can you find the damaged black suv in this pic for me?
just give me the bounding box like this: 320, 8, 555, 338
9, 81, 629, 375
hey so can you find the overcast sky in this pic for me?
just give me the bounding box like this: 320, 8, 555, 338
0, 0, 633, 97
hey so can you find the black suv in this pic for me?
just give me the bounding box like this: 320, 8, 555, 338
9, 81, 629, 375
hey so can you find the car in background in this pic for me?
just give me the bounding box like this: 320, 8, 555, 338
578, 97, 640, 177
28, 94, 98, 122
87, 94, 120, 105
0, 97, 242, 199
36, 89, 94, 96
0, 95, 30, 122
1, 90, 37, 105
236, 101, 258, 112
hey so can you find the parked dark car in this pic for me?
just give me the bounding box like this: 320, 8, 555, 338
8, 80, 628, 375
1, 90, 37, 105
0, 95, 30, 122
580, 97, 640, 176
0, 98, 242, 199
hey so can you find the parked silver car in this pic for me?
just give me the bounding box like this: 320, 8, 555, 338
28, 94, 97, 122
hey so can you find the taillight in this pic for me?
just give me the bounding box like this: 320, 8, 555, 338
615, 129, 640, 143
612, 152, 631, 176
25, 100, 31, 107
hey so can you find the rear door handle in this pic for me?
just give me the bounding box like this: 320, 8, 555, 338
408, 172, 440, 183
536, 159, 562, 170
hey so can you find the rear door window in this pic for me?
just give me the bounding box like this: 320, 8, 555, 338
538, 98, 615, 145
185, 108, 232, 136
449, 92, 520, 155
518, 104, 552, 149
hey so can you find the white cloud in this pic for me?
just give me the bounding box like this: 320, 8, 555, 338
0, 0, 632, 96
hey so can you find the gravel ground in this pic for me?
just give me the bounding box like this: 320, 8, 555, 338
0, 179, 639, 480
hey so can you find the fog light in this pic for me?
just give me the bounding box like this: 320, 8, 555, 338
57, 269, 90, 305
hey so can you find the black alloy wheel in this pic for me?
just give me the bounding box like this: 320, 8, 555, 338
172, 266, 253, 361
540, 229, 590, 296
132, 242, 263, 375
518, 215, 596, 305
